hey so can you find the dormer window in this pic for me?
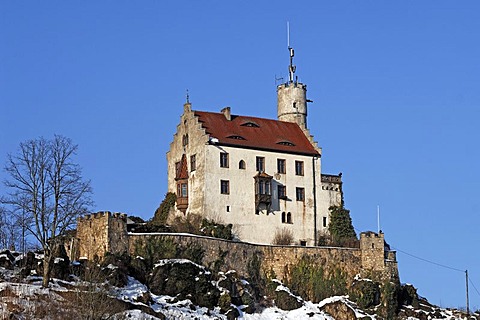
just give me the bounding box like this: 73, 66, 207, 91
241, 121, 259, 128
277, 140, 295, 147
227, 135, 246, 140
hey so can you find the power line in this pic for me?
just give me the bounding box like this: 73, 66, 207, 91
353, 226, 464, 272
391, 246, 465, 273
469, 278, 480, 298
353, 226, 480, 302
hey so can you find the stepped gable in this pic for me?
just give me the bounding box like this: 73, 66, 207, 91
194, 110, 319, 156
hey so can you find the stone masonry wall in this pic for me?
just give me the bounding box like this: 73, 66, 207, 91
76, 213, 398, 283
128, 233, 364, 283
76, 212, 128, 260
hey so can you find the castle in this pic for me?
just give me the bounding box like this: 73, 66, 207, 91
74, 45, 399, 284
166, 45, 342, 246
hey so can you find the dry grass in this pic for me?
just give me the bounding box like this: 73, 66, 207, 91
272, 228, 294, 245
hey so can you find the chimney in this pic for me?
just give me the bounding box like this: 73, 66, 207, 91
221, 107, 231, 121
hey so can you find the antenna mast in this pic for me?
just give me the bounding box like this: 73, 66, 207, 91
377, 205, 381, 233
287, 21, 296, 84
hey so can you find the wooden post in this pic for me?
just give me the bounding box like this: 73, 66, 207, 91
466, 269, 469, 316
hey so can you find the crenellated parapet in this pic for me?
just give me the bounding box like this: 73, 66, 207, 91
78, 211, 128, 221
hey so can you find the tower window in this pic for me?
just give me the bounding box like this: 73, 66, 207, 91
220, 153, 229, 168
220, 180, 230, 194
277, 159, 286, 174
287, 212, 292, 224
256, 156, 265, 172
323, 217, 327, 227
281, 212, 286, 223
295, 161, 304, 176
296, 187, 305, 201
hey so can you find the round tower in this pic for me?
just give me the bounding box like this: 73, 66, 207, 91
277, 43, 310, 129
277, 82, 308, 129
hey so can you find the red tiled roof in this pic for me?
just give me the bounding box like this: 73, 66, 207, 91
194, 111, 319, 156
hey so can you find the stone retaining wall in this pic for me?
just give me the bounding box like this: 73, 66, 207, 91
128, 233, 363, 282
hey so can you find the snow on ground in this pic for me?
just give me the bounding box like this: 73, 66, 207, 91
1, 273, 474, 320
318, 296, 377, 319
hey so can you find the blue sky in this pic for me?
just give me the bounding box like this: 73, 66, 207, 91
1, 1, 479, 309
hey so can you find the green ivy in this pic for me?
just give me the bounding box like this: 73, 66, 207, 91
152, 192, 177, 225
286, 255, 347, 303
328, 205, 357, 246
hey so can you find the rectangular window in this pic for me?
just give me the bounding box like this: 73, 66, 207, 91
190, 154, 196, 171
277, 159, 286, 174
296, 187, 305, 201
323, 217, 327, 227
256, 156, 265, 172
295, 160, 304, 176
181, 183, 188, 197
278, 185, 286, 199
220, 153, 229, 168
220, 180, 230, 194
265, 180, 271, 195
257, 180, 272, 195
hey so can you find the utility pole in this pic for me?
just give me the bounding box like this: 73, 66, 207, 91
466, 269, 469, 316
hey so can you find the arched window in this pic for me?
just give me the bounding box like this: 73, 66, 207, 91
281, 212, 286, 223
287, 212, 292, 224
239, 160, 246, 169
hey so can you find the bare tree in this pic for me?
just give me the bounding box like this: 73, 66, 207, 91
2, 135, 93, 287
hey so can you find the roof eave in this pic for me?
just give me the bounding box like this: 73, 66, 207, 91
209, 141, 321, 157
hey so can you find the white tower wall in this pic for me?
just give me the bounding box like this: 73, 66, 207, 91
277, 82, 308, 129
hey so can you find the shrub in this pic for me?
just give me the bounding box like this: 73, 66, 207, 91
152, 192, 177, 225
128, 215, 145, 223
398, 284, 419, 308
200, 218, 234, 240
349, 279, 380, 309
171, 214, 202, 234
380, 281, 400, 319
328, 205, 357, 246
272, 228, 294, 245
133, 237, 177, 270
